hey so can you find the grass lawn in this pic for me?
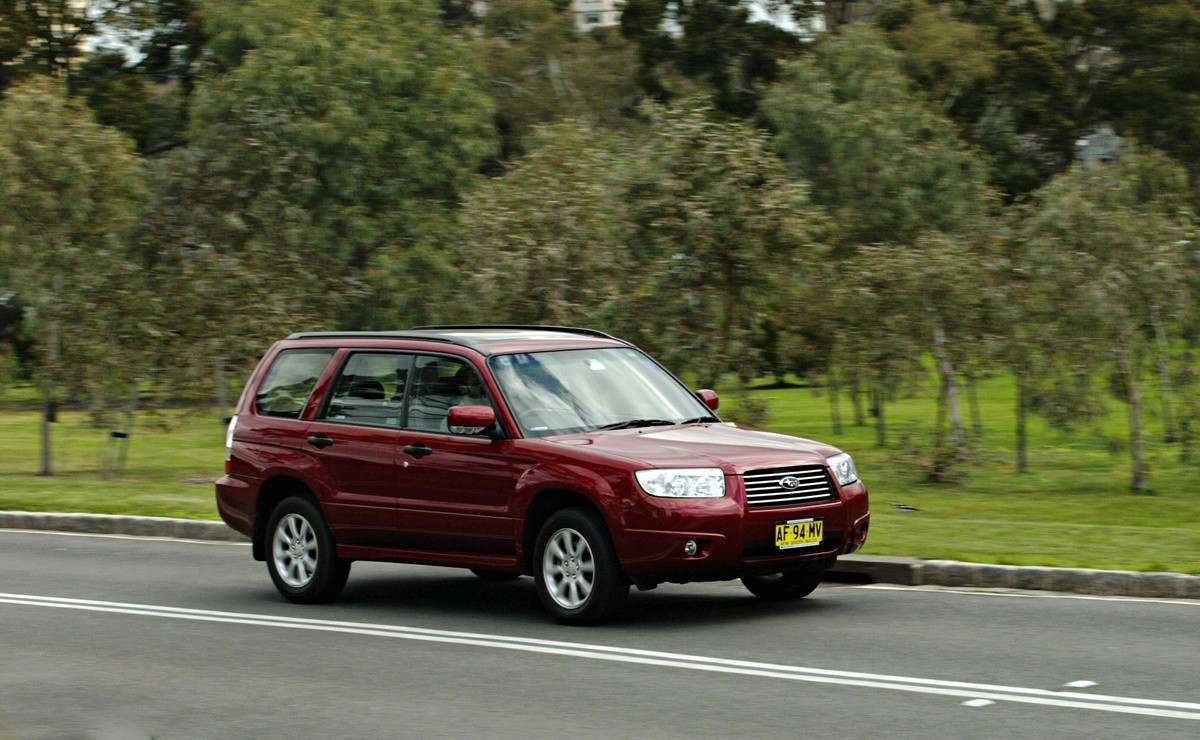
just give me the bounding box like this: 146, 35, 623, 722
1, 376, 1197, 573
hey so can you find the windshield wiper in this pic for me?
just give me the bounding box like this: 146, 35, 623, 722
679, 416, 719, 424
595, 418, 679, 431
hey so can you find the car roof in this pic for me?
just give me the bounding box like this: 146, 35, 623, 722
284, 325, 630, 357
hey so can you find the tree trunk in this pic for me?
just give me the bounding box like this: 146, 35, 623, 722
40, 375, 54, 477
966, 371, 983, 442
1015, 373, 1028, 474
1116, 338, 1148, 493
827, 366, 843, 435
930, 318, 967, 459
39, 271, 62, 477
214, 355, 229, 424
850, 370, 865, 427
113, 380, 141, 478
872, 380, 887, 447
1151, 309, 1176, 443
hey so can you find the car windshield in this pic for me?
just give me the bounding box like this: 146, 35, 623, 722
489, 348, 717, 438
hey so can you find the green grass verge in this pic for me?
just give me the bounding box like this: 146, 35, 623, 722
0, 410, 226, 520
1, 375, 1197, 573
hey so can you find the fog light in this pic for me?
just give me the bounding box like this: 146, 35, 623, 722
684, 540, 699, 556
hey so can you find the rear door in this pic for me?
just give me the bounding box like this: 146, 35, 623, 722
305, 351, 412, 547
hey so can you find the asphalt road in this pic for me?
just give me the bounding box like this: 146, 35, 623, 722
2, 529, 1198, 739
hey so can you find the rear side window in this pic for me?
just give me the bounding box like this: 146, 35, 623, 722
322, 352, 412, 428
255, 349, 336, 418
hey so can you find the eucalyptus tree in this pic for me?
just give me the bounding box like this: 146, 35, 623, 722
764, 25, 990, 253
480, 0, 641, 160
187, 0, 497, 330
458, 122, 633, 327
764, 25, 991, 445
0, 79, 146, 474
459, 104, 821, 386
1017, 145, 1192, 492
621, 104, 820, 386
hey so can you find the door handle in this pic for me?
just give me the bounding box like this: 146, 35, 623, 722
306, 435, 335, 449
403, 443, 434, 458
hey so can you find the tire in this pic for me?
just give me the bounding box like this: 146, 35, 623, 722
265, 496, 350, 604
741, 567, 824, 601
470, 568, 521, 582
533, 508, 629, 625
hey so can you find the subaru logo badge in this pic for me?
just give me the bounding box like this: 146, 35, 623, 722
779, 476, 801, 490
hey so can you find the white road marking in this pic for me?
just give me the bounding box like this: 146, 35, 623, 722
961, 699, 995, 708
3, 592, 1199, 721
857, 584, 1200, 607
1065, 681, 1100, 689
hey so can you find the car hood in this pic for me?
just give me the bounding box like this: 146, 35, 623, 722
550, 423, 842, 474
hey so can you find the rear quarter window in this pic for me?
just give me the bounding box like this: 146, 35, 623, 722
255, 349, 336, 418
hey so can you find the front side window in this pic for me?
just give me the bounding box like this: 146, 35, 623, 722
489, 348, 715, 438
406, 355, 493, 433
255, 349, 336, 418
322, 352, 412, 428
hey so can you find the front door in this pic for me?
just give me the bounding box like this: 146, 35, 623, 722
391, 354, 525, 555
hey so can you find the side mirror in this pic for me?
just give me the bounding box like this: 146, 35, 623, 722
696, 389, 719, 411
448, 405, 497, 436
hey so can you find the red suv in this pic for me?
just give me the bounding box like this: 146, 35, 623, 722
216, 326, 869, 624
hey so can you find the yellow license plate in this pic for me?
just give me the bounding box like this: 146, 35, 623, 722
775, 518, 823, 550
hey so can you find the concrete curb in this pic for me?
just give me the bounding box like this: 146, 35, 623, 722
3, 511, 1198, 600
0, 511, 248, 543
829, 554, 1200, 600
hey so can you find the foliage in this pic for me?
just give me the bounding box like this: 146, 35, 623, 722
1078, 0, 1200, 178
1014, 144, 1193, 490
764, 25, 991, 251
185, 0, 498, 329
480, 0, 641, 159
460, 104, 821, 384
0, 79, 148, 469
620, 0, 805, 116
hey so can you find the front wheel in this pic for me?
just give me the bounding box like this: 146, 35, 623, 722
266, 496, 350, 604
741, 568, 824, 601
533, 508, 629, 625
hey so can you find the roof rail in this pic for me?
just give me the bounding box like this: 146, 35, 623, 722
411, 325, 625, 342
285, 331, 459, 344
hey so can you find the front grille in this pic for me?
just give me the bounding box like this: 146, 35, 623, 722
743, 465, 837, 509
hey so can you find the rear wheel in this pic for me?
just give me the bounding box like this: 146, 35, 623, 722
533, 508, 629, 625
266, 496, 350, 604
741, 568, 824, 601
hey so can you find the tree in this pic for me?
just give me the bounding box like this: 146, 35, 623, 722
1016, 144, 1192, 492
459, 104, 821, 385
480, 0, 641, 161
186, 0, 498, 330
764, 25, 990, 252
0, 78, 146, 474
878, 0, 1078, 199
1077, 0, 1200, 179
459, 122, 633, 326
0, 0, 95, 90
621, 0, 806, 117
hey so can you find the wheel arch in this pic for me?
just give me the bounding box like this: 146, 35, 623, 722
253, 475, 319, 561
522, 488, 609, 572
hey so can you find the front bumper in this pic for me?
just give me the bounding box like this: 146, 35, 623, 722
613, 478, 869, 583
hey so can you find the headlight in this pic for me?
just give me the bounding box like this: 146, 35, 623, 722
826, 453, 859, 486
635, 468, 726, 498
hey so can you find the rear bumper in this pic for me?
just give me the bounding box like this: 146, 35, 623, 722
215, 475, 254, 539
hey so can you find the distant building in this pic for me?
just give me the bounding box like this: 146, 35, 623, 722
1076, 125, 1120, 164
573, 0, 623, 32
